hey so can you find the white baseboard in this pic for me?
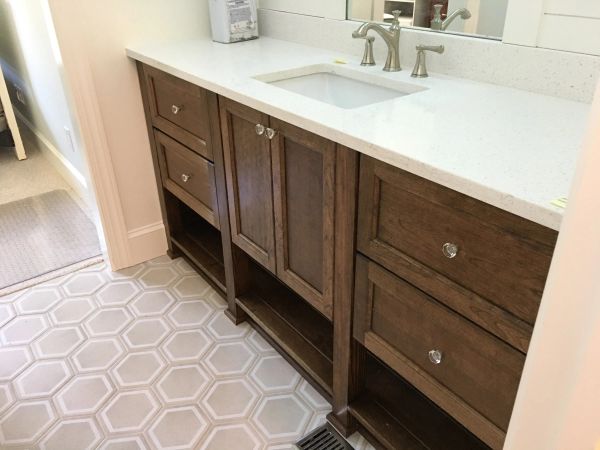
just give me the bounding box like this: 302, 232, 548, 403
14, 110, 89, 202
127, 221, 169, 265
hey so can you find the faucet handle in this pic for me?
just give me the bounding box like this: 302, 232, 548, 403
360, 36, 376, 66
411, 45, 444, 78
416, 45, 445, 54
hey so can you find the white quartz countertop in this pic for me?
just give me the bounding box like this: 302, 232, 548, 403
127, 37, 591, 230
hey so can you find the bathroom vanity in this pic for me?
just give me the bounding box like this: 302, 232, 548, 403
129, 36, 587, 450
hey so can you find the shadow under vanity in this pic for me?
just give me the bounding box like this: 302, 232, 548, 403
135, 63, 557, 450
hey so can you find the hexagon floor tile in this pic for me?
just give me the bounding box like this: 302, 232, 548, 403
0, 400, 56, 445
14, 360, 72, 399
40, 418, 102, 450
147, 406, 207, 449
122, 318, 170, 349
0, 314, 48, 345
96, 281, 141, 307
56, 375, 114, 416
251, 355, 301, 394
130, 290, 175, 317
156, 365, 209, 404
111, 351, 165, 387
0, 257, 378, 449
251, 395, 312, 442
33, 326, 85, 358
0, 347, 32, 381
203, 379, 259, 421
161, 329, 212, 363
100, 390, 159, 433
50, 297, 96, 325
14, 288, 61, 314
205, 342, 257, 377
200, 424, 262, 450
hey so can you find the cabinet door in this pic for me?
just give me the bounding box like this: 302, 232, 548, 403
270, 118, 336, 319
220, 98, 276, 273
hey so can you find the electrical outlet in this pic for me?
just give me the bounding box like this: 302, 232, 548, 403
15, 86, 26, 105
64, 126, 76, 152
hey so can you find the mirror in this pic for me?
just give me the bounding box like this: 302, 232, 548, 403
347, 0, 509, 40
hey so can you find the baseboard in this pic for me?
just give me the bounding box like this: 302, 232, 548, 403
14, 110, 89, 202
127, 221, 169, 266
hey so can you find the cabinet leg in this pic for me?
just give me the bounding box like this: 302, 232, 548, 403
331, 146, 364, 438
166, 247, 182, 260
223, 246, 251, 325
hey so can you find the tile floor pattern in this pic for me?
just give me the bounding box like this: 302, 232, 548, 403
0, 257, 375, 450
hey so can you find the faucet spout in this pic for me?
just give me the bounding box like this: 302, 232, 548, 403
442, 8, 471, 30
352, 10, 402, 72
431, 4, 471, 31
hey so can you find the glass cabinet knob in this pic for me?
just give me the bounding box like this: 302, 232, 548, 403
181, 173, 192, 183
171, 104, 184, 115
442, 242, 459, 259
255, 124, 265, 136
266, 128, 277, 140
428, 349, 443, 365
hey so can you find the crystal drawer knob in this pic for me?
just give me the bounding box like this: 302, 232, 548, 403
442, 242, 459, 259
266, 127, 277, 140
428, 349, 443, 365
181, 173, 192, 183
172, 104, 183, 115
255, 124, 265, 135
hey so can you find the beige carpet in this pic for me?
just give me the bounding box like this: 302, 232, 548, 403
0, 189, 102, 291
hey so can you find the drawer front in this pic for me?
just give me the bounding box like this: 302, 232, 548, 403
353, 256, 525, 444
357, 156, 557, 325
155, 130, 219, 228
143, 65, 214, 160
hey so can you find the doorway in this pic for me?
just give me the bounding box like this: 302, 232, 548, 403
0, 1, 104, 295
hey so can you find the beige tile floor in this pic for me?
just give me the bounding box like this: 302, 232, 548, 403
0, 256, 375, 450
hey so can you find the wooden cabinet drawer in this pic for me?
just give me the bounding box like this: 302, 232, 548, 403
143, 65, 214, 160
357, 156, 557, 326
353, 256, 525, 448
155, 130, 219, 229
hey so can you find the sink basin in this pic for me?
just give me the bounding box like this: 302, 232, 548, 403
255, 64, 426, 109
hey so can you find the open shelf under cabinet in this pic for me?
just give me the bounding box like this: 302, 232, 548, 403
235, 256, 334, 400
169, 198, 226, 296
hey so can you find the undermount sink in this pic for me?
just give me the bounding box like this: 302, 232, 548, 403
255, 64, 427, 109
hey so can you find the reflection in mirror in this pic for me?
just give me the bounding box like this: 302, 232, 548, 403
347, 0, 509, 40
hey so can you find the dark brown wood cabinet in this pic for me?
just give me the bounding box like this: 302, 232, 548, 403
271, 118, 336, 319
350, 155, 559, 449
220, 99, 339, 319
135, 63, 560, 450
357, 156, 557, 328
142, 65, 216, 160
219, 98, 276, 273
154, 130, 219, 229
354, 256, 524, 447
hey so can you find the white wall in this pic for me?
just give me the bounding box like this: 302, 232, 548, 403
505, 0, 600, 55
258, 0, 345, 19
47, 0, 211, 269
505, 81, 600, 450
0, 0, 86, 176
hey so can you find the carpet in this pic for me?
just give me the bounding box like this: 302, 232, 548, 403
0, 189, 102, 291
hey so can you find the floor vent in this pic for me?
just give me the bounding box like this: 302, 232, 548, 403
295, 423, 354, 450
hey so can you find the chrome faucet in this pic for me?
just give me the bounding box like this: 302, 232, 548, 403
352, 10, 402, 72
431, 4, 471, 31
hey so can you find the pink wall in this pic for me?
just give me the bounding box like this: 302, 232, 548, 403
48, 0, 211, 267
505, 81, 600, 449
